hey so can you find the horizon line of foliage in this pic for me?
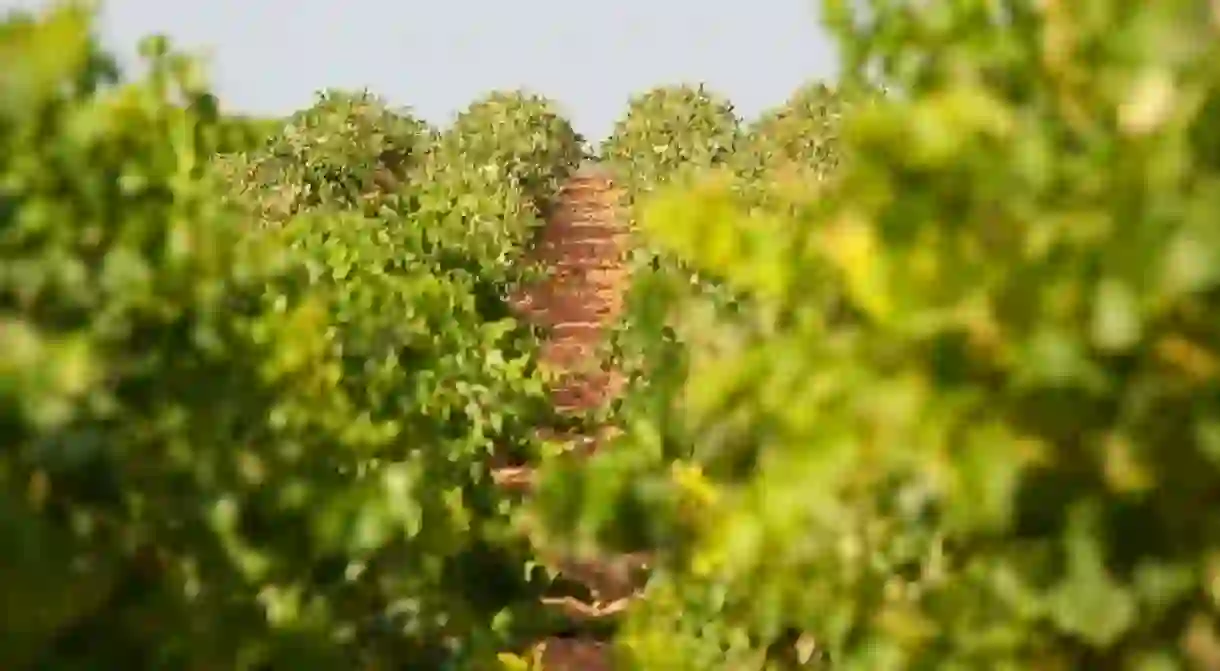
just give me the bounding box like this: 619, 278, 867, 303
533, 0, 1220, 669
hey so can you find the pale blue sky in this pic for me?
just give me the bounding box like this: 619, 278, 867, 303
7, 0, 838, 140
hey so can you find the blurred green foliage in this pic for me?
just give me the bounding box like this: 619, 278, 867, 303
1, 4, 563, 668
534, 0, 1220, 669
10, 0, 1218, 669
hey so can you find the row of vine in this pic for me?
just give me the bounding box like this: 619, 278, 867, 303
3, 6, 584, 668
14, 1, 1215, 670
532, 1, 1220, 670
2, 4, 850, 667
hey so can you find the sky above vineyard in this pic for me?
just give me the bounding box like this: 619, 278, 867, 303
5, 0, 837, 139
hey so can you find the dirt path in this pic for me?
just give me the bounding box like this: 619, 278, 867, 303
497, 164, 639, 670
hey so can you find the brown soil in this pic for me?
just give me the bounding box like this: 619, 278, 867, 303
502, 163, 637, 670
537, 638, 614, 671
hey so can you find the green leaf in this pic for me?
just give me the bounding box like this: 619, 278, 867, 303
1091, 278, 1142, 352
1047, 505, 1137, 647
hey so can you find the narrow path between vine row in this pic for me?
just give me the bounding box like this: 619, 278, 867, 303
497, 164, 645, 670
